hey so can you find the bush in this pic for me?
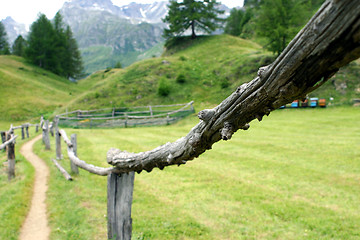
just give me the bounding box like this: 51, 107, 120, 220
176, 73, 186, 84
220, 78, 230, 89
114, 62, 122, 69
158, 78, 170, 96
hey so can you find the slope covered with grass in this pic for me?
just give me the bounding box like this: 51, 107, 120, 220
67, 34, 360, 112
67, 35, 273, 110
0, 56, 87, 121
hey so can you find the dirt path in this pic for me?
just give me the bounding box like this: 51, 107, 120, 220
19, 135, 50, 240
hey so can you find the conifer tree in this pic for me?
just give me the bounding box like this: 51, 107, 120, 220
12, 35, 27, 57
26, 12, 83, 79
255, 0, 308, 55
26, 14, 58, 72
163, 0, 224, 40
0, 21, 10, 55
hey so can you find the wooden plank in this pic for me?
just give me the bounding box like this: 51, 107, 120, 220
21, 126, 25, 140
25, 124, 29, 138
7, 134, 15, 181
70, 134, 79, 174
52, 159, 72, 181
0, 135, 18, 150
1, 131, 6, 152
107, 172, 135, 240
43, 120, 50, 150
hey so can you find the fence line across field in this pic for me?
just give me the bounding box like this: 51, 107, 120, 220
57, 101, 195, 128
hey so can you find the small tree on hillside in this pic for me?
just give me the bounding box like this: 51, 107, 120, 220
163, 0, 224, 40
0, 21, 10, 55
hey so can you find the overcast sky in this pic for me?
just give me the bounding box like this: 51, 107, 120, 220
1, 0, 244, 28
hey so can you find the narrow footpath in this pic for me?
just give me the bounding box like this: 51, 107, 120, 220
19, 135, 50, 240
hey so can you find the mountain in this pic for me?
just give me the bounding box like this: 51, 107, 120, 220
60, 0, 167, 74
2, 0, 231, 75
2, 17, 27, 45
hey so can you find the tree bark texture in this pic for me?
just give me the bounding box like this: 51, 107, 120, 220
0, 135, 17, 150
70, 134, 79, 174
52, 158, 73, 181
1, 131, 6, 152
59, 129, 117, 176
25, 124, 29, 138
107, 0, 360, 173
43, 120, 51, 150
7, 134, 16, 181
107, 172, 135, 240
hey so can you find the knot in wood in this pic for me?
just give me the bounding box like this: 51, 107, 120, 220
240, 123, 250, 130
220, 122, 234, 141
198, 109, 215, 122
257, 65, 270, 79
189, 132, 201, 148
236, 83, 248, 94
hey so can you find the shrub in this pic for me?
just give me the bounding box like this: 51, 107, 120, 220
114, 62, 122, 69
179, 55, 187, 61
158, 78, 170, 96
176, 73, 186, 84
220, 78, 230, 89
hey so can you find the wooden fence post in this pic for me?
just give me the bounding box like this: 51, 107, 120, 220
107, 172, 135, 240
124, 114, 128, 128
55, 117, 62, 159
166, 113, 170, 125
25, 124, 29, 138
7, 133, 15, 181
21, 125, 25, 140
149, 106, 153, 117
43, 120, 51, 150
1, 131, 5, 152
70, 134, 79, 174
35, 124, 39, 133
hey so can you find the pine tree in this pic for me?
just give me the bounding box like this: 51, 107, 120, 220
12, 35, 27, 56
163, 0, 224, 40
64, 25, 84, 79
255, 0, 309, 55
0, 21, 10, 55
26, 12, 83, 79
26, 14, 58, 72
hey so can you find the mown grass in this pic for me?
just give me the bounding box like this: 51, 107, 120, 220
0, 123, 37, 240
33, 106, 360, 239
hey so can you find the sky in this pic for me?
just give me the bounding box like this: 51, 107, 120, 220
0, 0, 244, 28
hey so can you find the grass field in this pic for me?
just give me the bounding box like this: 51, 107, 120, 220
31, 106, 360, 239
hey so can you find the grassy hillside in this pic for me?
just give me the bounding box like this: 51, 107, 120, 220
66, 34, 360, 112
65, 35, 273, 110
0, 56, 88, 121
0, 35, 359, 121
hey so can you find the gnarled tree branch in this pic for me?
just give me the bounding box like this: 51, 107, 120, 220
107, 0, 360, 173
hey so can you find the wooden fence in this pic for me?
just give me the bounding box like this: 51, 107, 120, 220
1, 122, 40, 181
46, 122, 132, 240
56, 101, 195, 128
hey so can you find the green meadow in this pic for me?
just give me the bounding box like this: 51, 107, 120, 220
27, 106, 360, 239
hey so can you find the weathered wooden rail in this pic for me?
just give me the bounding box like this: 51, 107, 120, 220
57, 101, 195, 128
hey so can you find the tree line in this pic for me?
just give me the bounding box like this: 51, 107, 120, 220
0, 12, 83, 79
